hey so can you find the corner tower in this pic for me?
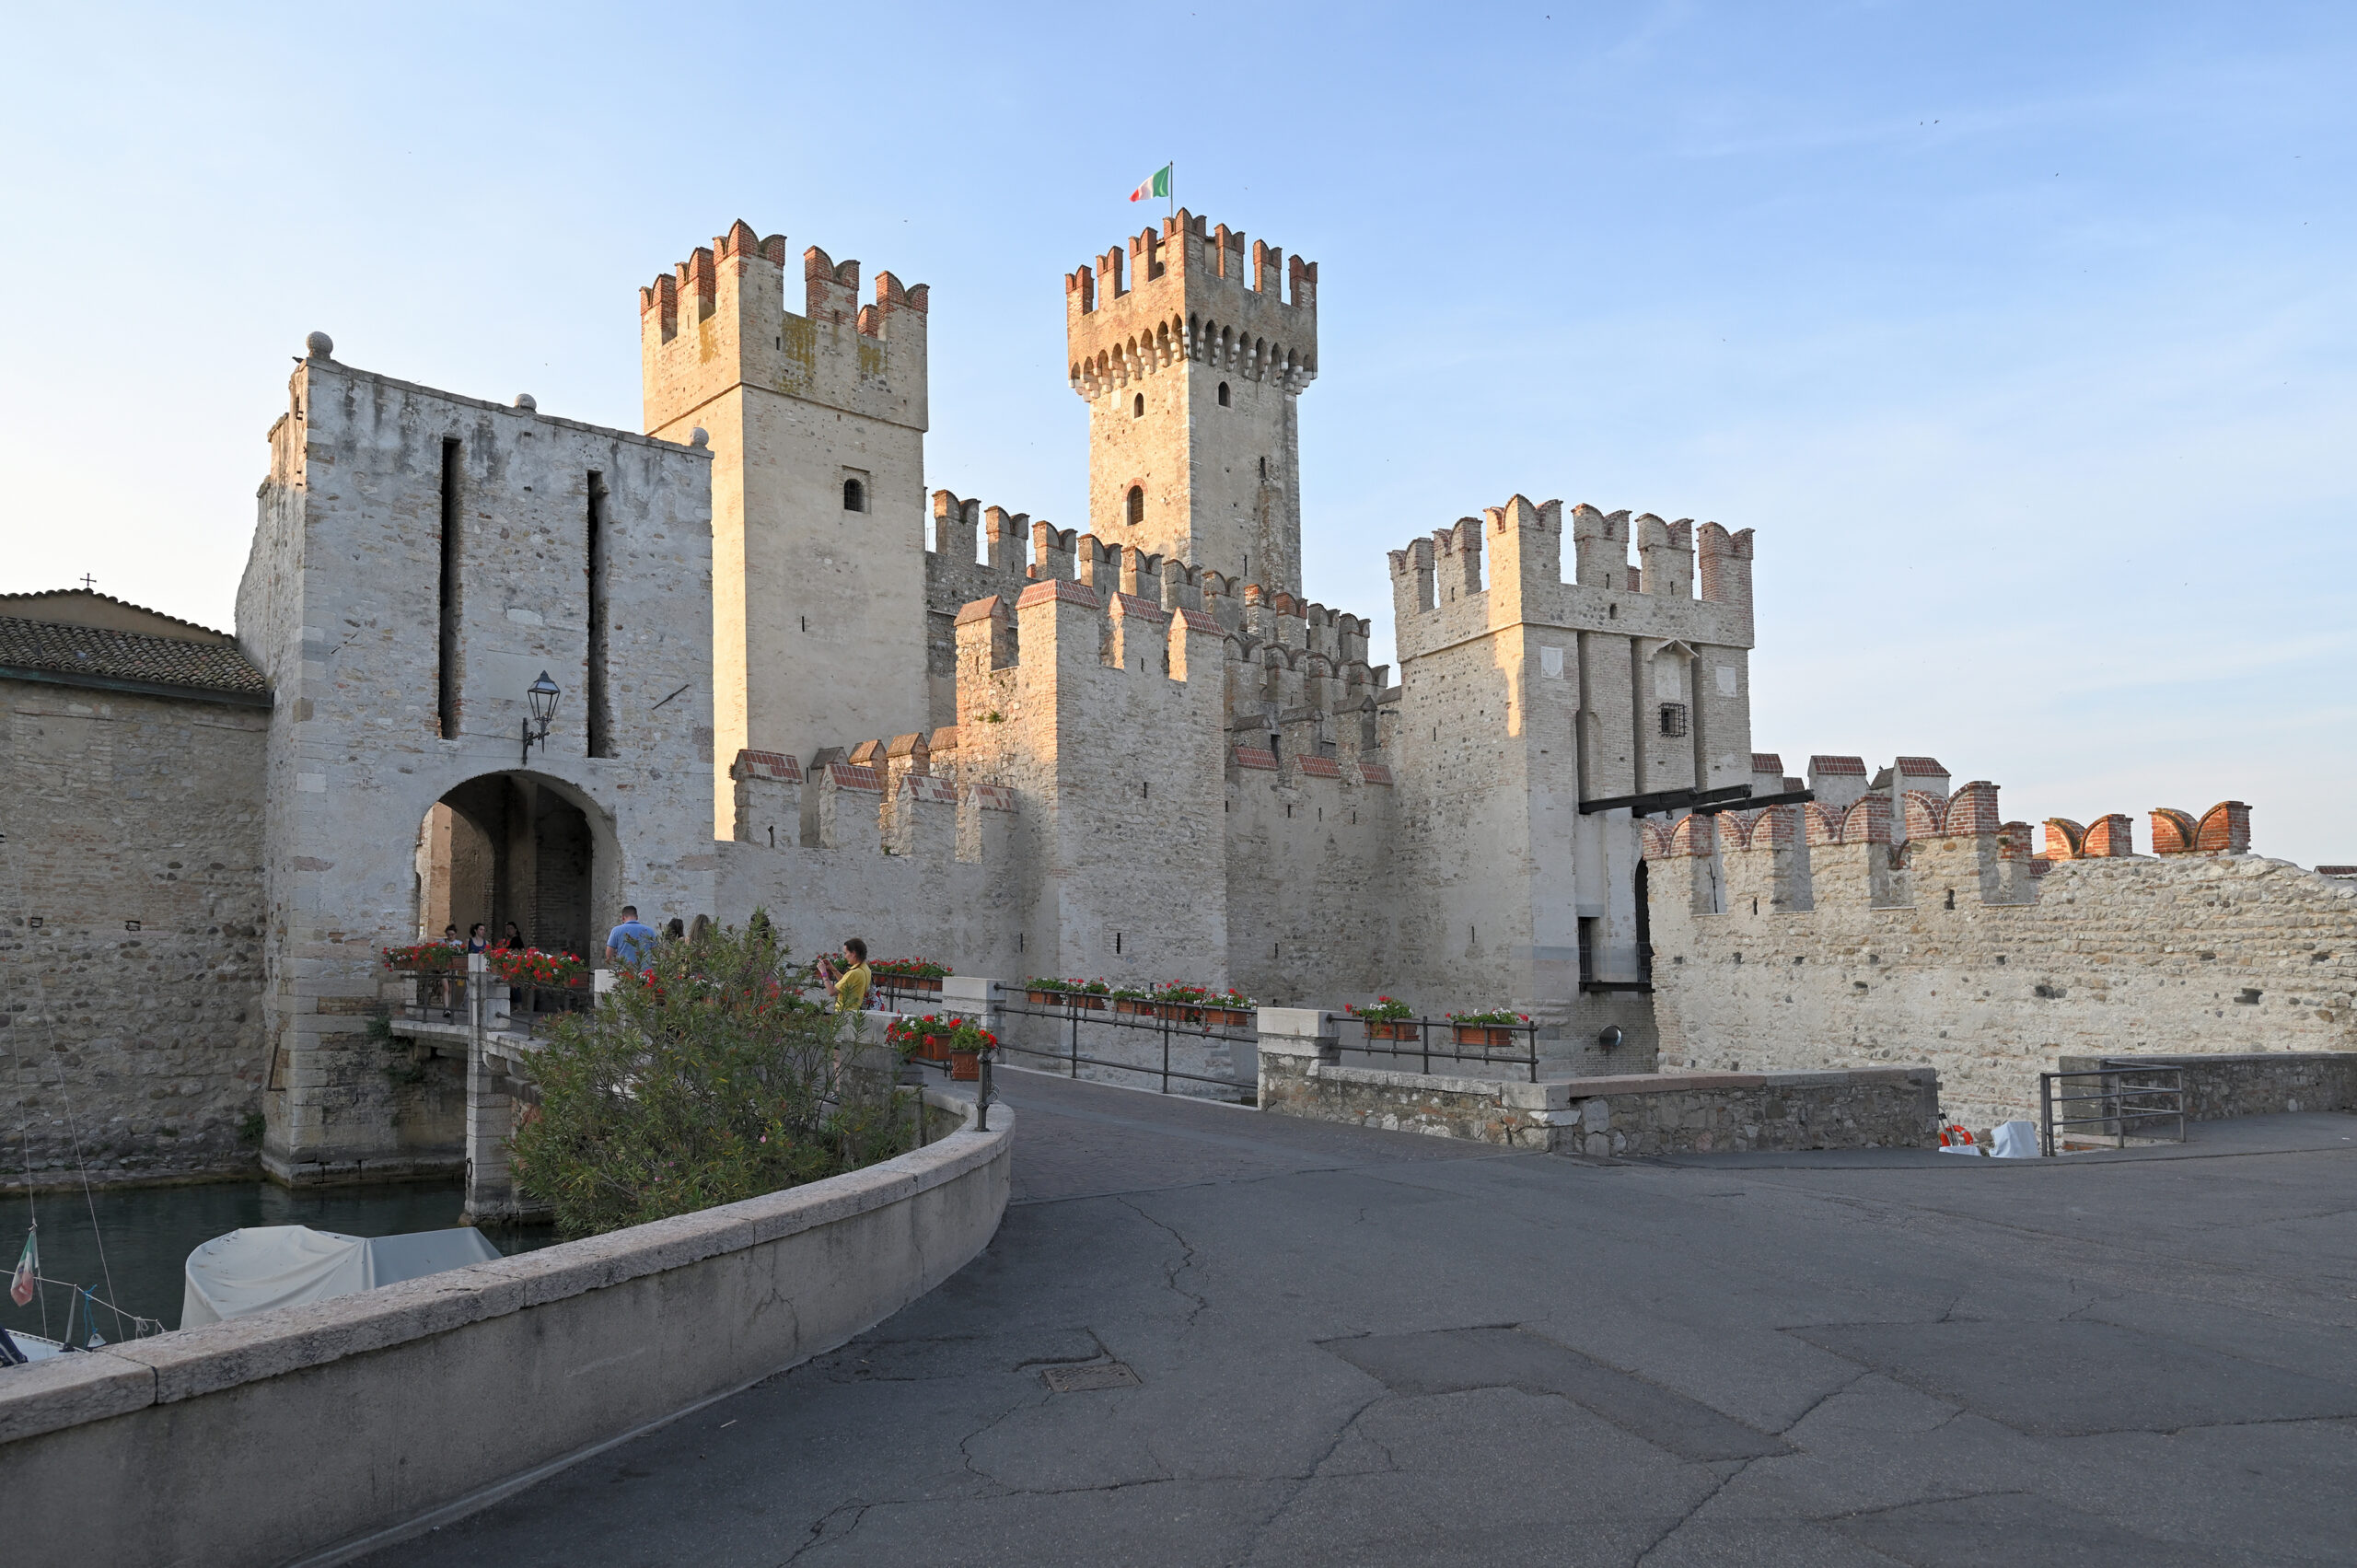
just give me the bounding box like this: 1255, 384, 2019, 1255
642, 220, 931, 833
1066, 210, 1317, 595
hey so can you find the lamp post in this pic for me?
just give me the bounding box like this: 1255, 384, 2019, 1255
521, 672, 561, 763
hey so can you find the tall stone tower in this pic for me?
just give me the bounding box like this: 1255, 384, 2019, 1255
642, 221, 931, 833
1065, 210, 1318, 595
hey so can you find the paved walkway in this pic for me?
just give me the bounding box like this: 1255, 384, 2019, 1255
366, 1076, 2357, 1566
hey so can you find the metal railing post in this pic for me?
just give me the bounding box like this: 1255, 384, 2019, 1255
976, 1051, 992, 1132
2040, 1073, 2053, 1156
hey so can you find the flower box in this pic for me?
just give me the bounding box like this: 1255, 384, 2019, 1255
1202, 1006, 1250, 1028
1454, 1025, 1518, 1049
1114, 997, 1156, 1017
1073, 994, 1107, 1011
949, 1048, 981, 1082
1026, 988, 1062, 1005
1365, 1020, 1422, 1042
1156, 1004, 1206, 1025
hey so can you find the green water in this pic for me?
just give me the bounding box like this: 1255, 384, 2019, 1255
2, 1179, 557, 1346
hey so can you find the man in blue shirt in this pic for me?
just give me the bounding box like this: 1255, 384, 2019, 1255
605, 906, 660, 969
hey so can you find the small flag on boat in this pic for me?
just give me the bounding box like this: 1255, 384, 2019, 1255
1128, 163, 1172, 203
9, 1229, 34, 1307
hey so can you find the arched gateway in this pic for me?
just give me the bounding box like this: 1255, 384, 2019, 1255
416, 772, 615, 961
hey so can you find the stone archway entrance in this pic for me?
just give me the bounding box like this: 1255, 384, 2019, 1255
415, 773, 601, 959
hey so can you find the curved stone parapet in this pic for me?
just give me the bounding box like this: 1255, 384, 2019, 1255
0, 1087, 1011, 1567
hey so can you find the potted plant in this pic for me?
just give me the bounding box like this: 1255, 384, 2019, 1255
1110, 984, 1156, 1017
874, 958, 950, 993
1152, 981, 1213, 1025
1073, 979, 1110, 1011
1446, 1007, 1532, 1048
380, 941, 461, 975
946, 1018, 996, 1083
489, 947, 587, 988
887, 1012, 957, 1063
1023, 976, 1069, 1005
1347, 997, 1420, 1041
889, 1014, 995, 1079
1203, 987, 1254, 1027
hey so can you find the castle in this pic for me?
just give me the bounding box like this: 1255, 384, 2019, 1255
2, 210, 2350, 1188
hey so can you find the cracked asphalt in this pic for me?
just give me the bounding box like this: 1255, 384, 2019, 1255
364, 1075, 2357, 1567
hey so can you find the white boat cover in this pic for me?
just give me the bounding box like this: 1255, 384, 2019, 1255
180, 1225, 501, 1330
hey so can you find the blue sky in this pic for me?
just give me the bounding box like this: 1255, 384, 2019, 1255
4, 2, 2350, 865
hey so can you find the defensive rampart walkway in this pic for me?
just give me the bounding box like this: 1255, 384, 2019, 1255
365, 1070, 2357, 1567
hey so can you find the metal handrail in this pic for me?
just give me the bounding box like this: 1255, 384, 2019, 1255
1342, 1016, 1543, 1084
2039, 1066, 2188, 1154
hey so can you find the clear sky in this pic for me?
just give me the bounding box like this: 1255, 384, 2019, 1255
4, 3, 2350, 865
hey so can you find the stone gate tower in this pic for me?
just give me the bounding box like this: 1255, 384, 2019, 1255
1065, 211, 1318, 594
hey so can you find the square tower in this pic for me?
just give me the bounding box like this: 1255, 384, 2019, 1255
1066, 211, 1318, 595
642, 221, 932, 833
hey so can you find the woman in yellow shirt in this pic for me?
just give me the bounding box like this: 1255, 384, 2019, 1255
819, 936, 871, 1011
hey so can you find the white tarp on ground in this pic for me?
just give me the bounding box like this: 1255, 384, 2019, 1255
1989, 1120, 2044, 1158
180, 1225, 501, 1330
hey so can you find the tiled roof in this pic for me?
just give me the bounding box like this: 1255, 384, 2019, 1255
1809, 754, 1868, 776
0, 614, 269, 704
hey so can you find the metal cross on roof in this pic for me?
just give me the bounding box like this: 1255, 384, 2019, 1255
80, 574, 97, 590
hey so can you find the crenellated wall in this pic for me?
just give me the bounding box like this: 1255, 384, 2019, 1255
1645, 785, 2357, 1129
1377, 495, 1756, 1049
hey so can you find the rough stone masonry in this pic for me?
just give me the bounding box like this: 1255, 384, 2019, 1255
3, 206, 2348, 1187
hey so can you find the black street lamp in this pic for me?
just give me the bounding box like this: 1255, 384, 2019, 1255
522, 672, 561, 763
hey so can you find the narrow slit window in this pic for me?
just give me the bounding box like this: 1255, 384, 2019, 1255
586, 471, 613, 757
1216, 381, 1231, 407
842, 478, 865, 513
436, 438, 461, 737
1132, 392, 1145, 418
1126, 485, 1144, 527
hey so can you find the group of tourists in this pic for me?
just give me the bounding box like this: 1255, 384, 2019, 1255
601, 906, 875, 1013
437, 921, 532, 954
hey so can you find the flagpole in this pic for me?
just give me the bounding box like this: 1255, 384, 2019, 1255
1169, 159, 1176, 220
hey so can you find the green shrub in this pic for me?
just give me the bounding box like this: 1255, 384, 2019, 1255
511, 912, 914, 1237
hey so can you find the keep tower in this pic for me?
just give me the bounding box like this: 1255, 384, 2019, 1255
641, 220, 931, 832
1066, 210, 1318, 595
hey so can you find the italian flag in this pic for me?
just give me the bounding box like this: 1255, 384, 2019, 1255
9, 1228, 33, 1307
1128, 164, 1172, 203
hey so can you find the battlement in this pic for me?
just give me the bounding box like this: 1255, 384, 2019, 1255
1649, 776, 2038, 917
1385, 497, 1757, 658
641, 217, 929, 436
2042, 799, 2253, 861
2150, 801, 2253, 856
1065, 209, 1317, 401
1654, 777, 2265, 920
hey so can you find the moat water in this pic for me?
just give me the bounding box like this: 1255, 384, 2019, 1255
3, 1179, 558, 1347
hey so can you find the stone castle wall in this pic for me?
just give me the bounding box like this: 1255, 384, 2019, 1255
1646, 796, 2357, 1129
1, 680, 268, 1188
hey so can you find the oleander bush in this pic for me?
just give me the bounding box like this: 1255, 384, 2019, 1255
512, 911, 915, 1237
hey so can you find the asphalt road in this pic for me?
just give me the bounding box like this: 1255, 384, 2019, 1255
365, 1074, 2357, 1567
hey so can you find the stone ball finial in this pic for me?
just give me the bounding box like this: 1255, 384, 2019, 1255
514, 393, 537, 411
305, 331, 333, 359
690, 427, 710, 448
